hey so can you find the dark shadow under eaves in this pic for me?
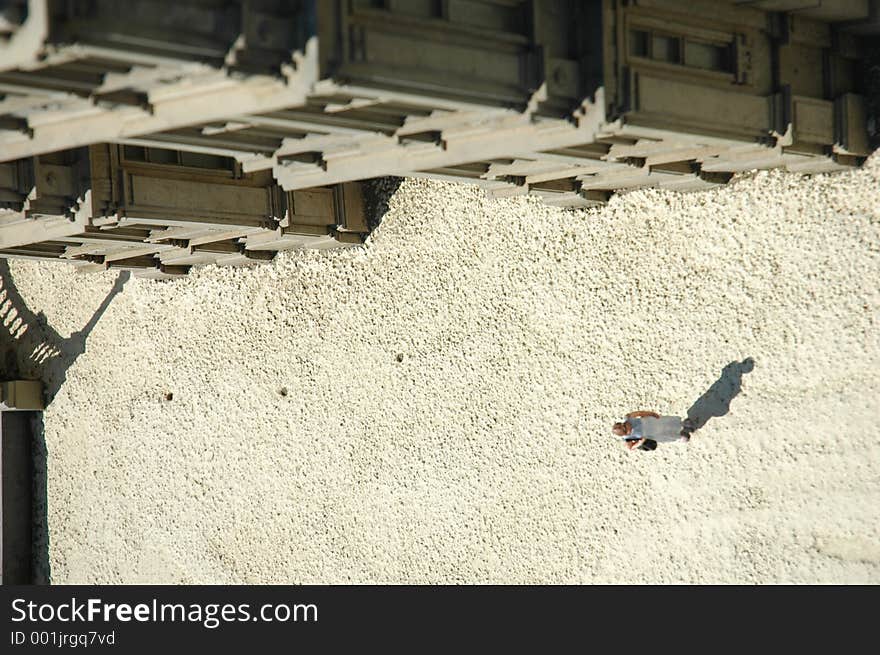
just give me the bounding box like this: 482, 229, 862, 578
686, 357, 755, 433
362, 176, 404, 232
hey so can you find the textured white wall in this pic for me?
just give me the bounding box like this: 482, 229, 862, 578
9, 159, 880, 583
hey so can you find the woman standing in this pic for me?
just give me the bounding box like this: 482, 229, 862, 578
612, 411, 693, 452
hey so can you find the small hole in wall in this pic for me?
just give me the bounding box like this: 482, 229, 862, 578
279, 387, 289, 397
164, 392, 174, 401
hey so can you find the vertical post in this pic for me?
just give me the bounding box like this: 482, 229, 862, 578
0, 380, 44, 585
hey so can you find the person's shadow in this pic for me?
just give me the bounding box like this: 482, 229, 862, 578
686, 358, 755, 433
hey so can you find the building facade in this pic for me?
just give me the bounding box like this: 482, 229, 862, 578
0, 0, 876, 277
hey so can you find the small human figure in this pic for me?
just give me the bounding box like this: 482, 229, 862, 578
612, 411, 694, 452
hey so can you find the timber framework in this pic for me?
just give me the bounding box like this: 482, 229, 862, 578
0, 0, 877, 278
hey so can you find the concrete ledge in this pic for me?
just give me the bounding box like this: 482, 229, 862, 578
1, 381, 45, 411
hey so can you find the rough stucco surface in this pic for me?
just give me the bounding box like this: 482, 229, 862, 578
6, 157, 880, 583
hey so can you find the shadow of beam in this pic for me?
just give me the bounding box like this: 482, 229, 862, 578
30, 412, 49, 584
0, 260, 129, 405
0, 260, 129, 584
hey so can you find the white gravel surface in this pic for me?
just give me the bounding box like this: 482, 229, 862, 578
7, 158, 880, 583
